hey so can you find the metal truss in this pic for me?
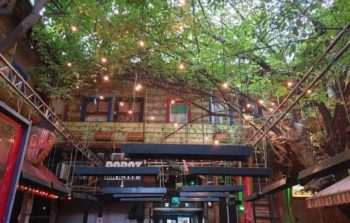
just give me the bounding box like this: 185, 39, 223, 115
0, 54, 103, 166
250, 21, 350, 146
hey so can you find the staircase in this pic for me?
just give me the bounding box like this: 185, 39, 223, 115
252, 178, 279, 223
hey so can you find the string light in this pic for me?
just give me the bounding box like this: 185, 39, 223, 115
271, 102, 275, 106
269, 108, 274, 112
70, 25, 78, 32
178, 63, 185, 70
135, 84, 142, 91
222, 82, 228, 89
171, 99, 175, 104
128, 110, 133, 114
103, 75, 109, 81
178, 0, 186, 7
246, 103, 251, 108
17, 184, 59, 199
119, 101, 124, 106
101, 57, 107, 64
138, 40, 145, 47
287, 81, 293, 87
214, 140, 219, 145
75, 85, 79, 89
67, 62, 72, 67
258, 99, 264, 105
93, 79, 97, 83
307, 89, 312, 94
150, 116, 155, 120
99, 96, 104, 99
174, 122, 179, 127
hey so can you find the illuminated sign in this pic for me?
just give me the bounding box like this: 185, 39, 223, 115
292, 184, 314, 198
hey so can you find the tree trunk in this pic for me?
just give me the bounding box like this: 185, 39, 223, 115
0, 0, 48, 53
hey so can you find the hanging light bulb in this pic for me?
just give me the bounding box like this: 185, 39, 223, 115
171, 99, 175, 104
174, 122, 179, 127
214, 140, 219, 145
67, 62, 72, 67
150, 116, 155, 120
93, 79, 97, 83
269, 108, 274, 112
178, 63, 185, 70
271, 102, 275, 106
222, 82, 228, 89
287, 81, 293, 87
101, 57, 107, 64
99, 96, 104, 99
178, 0, 186, 7
75, 85, 80, 89
246, 103, 251, 108
258, 99, 264, 105
128, 110, 133, 114
138, 40, 145, 47
70, 25, 78, 32
135, 84, 142, 91
119, 101, 124, 106
103, 75, 109, 81
307, 89, 312, 94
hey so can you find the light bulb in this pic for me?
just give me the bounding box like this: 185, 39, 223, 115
99, 96, 104, 99
171, 100, 175, 104
71, 25, 77, 32
103, 75, 109, 81
258, 100, 264, 105
174, 123, 178, 127
307, 89, 312, 94
128, 110, 133, 114
75, 85, 79, 89
150, 116, 155, 120
135, 84, 142, 91
119, 101, 124, 106
222, 82, 228, 89
93, 79, 97, 83
287, 81, 293, 87
138, 40, 145, 47
101, 57, 107, 63
246, 103, 251, 108
214, 140, 219, 145
67, 62, 72, 67
178, 63, 185, 70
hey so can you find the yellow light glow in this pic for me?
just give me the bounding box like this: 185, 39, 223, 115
103, 75, 109, 81
101, 57, 107, 64
259, 99, 264, 105
75, 86, 79, 89
138, 40, 145, 47
307, 89, 312, 94
178, 63, 185, 70
119, 102, 124, 106
135, 84, 142, 91
287, 81, 293, 87
67, 62, 72, 67
214, 140, 219, 145
222, 82, 228, 89
99, 96, 104, 99
128, 110, 133, 114
71, 25, 77, 32
174, 123, 179, 127
246, 103, 251, 108
171, 100, 175, 104
150, 116, 155, 120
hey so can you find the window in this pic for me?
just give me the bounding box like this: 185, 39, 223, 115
168, 99, 190, 123
209, 102, 233, 125
80, 97, 113, 122
114, 97, 144, 122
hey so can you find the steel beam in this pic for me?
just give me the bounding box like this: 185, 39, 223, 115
182, 185, 245, 192
102, 187, 167, 194
113, 194, 165, 198
122, 144, 253, 161
120, 198, 163, 202
74, 167, 160, 176
179, 197, 220, 202
180, 192, 230, 198
189, 167, 272, 177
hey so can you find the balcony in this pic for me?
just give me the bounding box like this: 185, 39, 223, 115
56, 122, 251, 147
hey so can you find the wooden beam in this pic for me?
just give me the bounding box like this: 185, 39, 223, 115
122, 144, 253, 161
261, 177, 297, 195
180, 192, 230, 198
179, 197, 220, 202
298, 150, 350, 184
182, 185, 245, 192
189, 167, 272, 177
102, 187, 167, 194
74, 167, 160, 176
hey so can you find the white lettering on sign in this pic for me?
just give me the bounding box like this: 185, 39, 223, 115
104, 161, 143, 181
105, 161, 143, 168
